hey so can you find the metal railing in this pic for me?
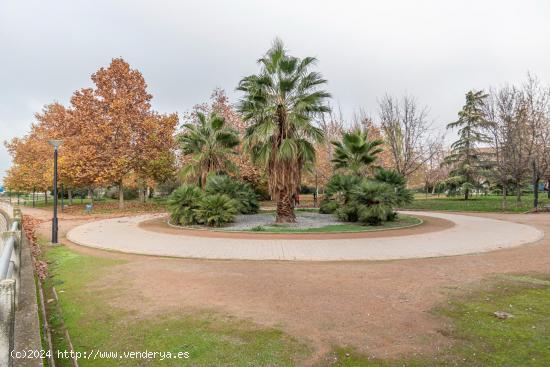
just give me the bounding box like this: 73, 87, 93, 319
0, 204, 22, 367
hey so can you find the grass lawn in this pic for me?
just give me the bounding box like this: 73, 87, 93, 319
322, 275, 550, 367
40, 238, 308, 366
248, 215, 421, 233
40, 237, 550, 366
17, 198, 167, 215
403, 193, 550, 213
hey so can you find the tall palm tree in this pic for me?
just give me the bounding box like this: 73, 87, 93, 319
331, 130, 384, 176
179, 112, 239, 188
237, 39, 330, 223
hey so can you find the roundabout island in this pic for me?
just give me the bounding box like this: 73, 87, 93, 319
66, 211, 543, 261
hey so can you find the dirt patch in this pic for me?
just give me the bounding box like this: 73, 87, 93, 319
36, 208, 550, 364
137, 214, 453, 240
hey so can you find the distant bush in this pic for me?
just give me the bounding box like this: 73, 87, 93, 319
300, 185, 315, 194
106, 187, 139, 200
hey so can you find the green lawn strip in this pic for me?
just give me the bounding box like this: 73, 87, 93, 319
247, 215, 421, 233
41, 239, 309, 366
403, 194, 550, 213
317, 275, 550, 367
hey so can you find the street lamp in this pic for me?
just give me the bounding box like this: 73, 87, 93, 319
49, 139, 62, 244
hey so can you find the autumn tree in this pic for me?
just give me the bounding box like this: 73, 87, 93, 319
4, 128, 53, 202
133, 113, 179, 200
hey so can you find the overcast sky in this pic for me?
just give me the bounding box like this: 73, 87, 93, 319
1, 0, 550, 181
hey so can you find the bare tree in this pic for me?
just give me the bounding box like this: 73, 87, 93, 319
483, 90, 514, 208
484, 76, 550, 207
420, 144, 447, 198
522, 76, 550, 207
496, 85, 532, 202
378, 94, 443, 178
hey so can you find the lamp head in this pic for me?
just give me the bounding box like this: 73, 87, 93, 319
48, 139, 63, 148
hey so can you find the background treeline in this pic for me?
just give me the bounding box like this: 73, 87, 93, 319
3, 55, 549, 211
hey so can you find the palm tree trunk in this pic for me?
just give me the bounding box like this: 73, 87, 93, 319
276, 191, 296, 223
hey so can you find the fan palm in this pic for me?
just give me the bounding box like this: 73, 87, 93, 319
237, 39, 330, 222
179, 112, 240, 188
331, 130, 384, 176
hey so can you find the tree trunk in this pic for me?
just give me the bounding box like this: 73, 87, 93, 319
118, 181, 124, 209
276, 191, 296, 223
145, 186, 150, 202
548, 179, 550, 199
464, 188, 469, 200
88, 188, 94, 204
502, 185, 507, 210
516, 186, 522, 203
32, 189, 36, 207
68, 189, 73, 205
45, 191, 48, 205
532, 160, 539, 209
533, 178, 539, 209
138, 186, 144, 203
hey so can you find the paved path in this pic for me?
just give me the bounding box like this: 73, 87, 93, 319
66, 211, 543, 261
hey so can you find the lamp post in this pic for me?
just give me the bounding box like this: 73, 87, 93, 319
49, 139, 62, 244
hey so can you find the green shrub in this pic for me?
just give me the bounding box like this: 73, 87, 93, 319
319, 199, 338, 214
319, 170, 409, 225
195, 194, 238, 227
167, 185, 203, 225
251, 225, 266, 232
321, 174, 363, 216
205, 175, 259, 214
351, 181, 397, 225
324, 174, 363, 203
335, 202, 360, 222
374, 168, 413, 206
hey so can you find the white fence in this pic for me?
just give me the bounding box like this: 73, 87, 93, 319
0, 204, 22, 367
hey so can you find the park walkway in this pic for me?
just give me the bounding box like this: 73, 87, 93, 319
65, 211, 543, 261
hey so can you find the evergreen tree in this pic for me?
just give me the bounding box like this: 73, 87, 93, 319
445, 90, 493, 200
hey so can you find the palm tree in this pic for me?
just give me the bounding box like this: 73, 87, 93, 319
331, 130, 384, 175
179, 112, 239, 188
237, 39, 330, 223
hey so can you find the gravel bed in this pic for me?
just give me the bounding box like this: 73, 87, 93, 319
221, 211, 341, 231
